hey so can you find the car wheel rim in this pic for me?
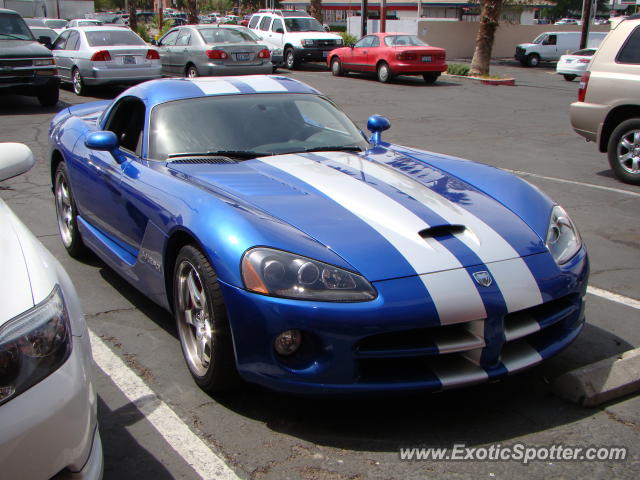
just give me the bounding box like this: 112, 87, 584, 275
72, 71, 82, 94
332, 60, 339, 74
379, 65, 388, 81
187, 67, 197, 78
55, 172, 74, 247
617, 129, 640, 175
286, 51, 294, 68
176, 260, 212, 377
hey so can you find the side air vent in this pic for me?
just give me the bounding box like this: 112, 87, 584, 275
419, 224, 466, 239
170, 157, 236, 164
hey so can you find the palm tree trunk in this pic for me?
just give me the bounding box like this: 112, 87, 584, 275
187, 0, 198, 25
128, 0, 138, 33
469, 0, 503, 76
309, 0, 323, 24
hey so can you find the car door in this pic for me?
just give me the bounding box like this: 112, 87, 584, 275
51, 30, 72, 81
266, 17, 285, 51
156, 29, 179, 74
256, 15, 274, 49
344, 35, 375, 72
173, 28, 193, 74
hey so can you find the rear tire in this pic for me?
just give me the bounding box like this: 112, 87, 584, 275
607, 118, 640, 185
173, 245, 239, 392
563, 74, 577, 81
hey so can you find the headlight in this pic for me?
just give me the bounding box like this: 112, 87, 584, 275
336, 38, 344, 46
0, 286, 72, 406
242, 248, 376, 302
302, 39, 315, 47
33, 58, 55, 66
545, 205, 582, 265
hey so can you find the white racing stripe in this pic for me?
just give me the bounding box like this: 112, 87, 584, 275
89, 331, 240, 480
320, 152, 543, 312
261, 154, 486, 325
189, 78, 241, 96
235, 75, 289, 92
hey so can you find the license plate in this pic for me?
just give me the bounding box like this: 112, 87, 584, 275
123, 55, 136, 65
236, 53, 250, 61
422, 56, 432, 62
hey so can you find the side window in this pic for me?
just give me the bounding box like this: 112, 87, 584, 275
354, 36, 373, 48
546, 35, 557, 46
159, 29, 179, 46
370, 36, 380, 47
271, 18, 283, 33
105, 97, 146, 156
66, 31, 80, 51
176, 30, 191, 46
248, 15, 260, 29
617, 26, 640, 64
259, 16, 271, 31
52, 30, 70, 50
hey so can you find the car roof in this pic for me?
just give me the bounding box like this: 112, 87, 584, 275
69, 25, 136, 32
117, 76, 320, 107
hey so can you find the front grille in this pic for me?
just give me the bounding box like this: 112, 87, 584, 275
315, 39, 339, 47
0, 59, 33, 68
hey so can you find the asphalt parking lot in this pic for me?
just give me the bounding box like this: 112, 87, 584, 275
1, 62, 638, 479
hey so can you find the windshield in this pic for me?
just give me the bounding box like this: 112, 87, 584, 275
149, 93, 368, 161
44, 19, 68, 28
199, 27, 257, 44
86, 29, 145, 47
0, 13, 35, 40
532, 34, 546, 45
284, 18, 324, 32
77, 20, 102, 27
384, 35, 428, 47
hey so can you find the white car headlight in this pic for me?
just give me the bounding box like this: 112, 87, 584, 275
302, 39, 315, 47
545, 205, 582, 265
242, 248, 376, 302
0, 285, 72, 405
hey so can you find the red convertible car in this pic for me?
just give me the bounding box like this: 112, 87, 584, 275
327, 32, 447, 84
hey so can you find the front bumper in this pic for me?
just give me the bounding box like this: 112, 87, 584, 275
223, 249, 589, 394
0, 333, 102, 479
0, 71, 59, 96
293, 46, 337, 63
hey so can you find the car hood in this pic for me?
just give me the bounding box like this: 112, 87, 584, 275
168, 150, 548, 281
0, 39, 52, 58
286, 31, 342, 41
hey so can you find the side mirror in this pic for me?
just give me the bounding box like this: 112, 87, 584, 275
38, 36, 53, 49
276, 28, 284, 34
85, 131, 119, 151
367, 115, 391, 145
0, 143, 35, 182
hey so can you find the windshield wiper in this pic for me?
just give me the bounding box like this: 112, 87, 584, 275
168, 150, 271, 160
0, 33, 26, 40
298, 146, 364, 154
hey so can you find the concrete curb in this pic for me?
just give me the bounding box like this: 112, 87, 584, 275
552, 348, 640, 407
443, 73, 516, 86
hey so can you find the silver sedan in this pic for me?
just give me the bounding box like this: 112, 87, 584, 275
51, 26, 162, 95
154, 25, 272, 77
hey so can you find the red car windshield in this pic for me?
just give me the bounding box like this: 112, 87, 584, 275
384, 35, 428, 47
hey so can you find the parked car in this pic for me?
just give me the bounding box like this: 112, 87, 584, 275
66, 18, 104, 28
0, 143, 103, 479
328, 32, 447, 84
154, 25, 272, 77
570, 16, 640, 184
51, 26, 161, 95
248, 10, 343, 69
42, 18, 67, 33
555, 18, 579, 25
515, 31, 607, 67
555, 47, 596, 81
48, 75, 588, 395
28, 26, 58, 47
0, 8, 59, 106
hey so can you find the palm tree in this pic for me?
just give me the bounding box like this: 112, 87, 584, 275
128, 0, 138, 33
469, 0, 503, 76
187, 0, 199, 24
309, 0, 323, 23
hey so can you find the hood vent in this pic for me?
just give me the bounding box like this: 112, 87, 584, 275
419, 224, 466, 239
170, 157, 236, 164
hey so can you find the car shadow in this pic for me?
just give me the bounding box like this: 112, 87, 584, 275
90, 258, 635, 452
338, 72, 459, 87
0, 94, 71, 115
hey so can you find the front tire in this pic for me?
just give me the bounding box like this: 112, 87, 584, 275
563, 74, 577, 81
54, 163, 87, 258
331, 57, 344, 76
526, 53, 540, 67
37, 84, 59, 107
72, 68, 87, 96
186, 64, 199, 78
285, 47, 298, 70
174, 245, 238, 392
377, 62, 392, 83
607, 118, 640, 185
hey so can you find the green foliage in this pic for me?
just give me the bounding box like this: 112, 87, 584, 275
447, 63, 470, 76
339, 32, 358, 46
330, 25, 347, 32
136, 23, 150, 43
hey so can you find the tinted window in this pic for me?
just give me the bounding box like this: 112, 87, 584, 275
86, 29, 145, 47
248, 15, 260, 29
259, 16, 271, 31
617, 26, 640, 64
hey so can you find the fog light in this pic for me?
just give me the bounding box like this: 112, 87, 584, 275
274, 329, 302, 356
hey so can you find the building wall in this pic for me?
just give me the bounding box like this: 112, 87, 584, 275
2, 0, 94, 19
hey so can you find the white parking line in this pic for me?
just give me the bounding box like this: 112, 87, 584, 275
506, 169, 640, 198
89, 331, 241, 480
587, 286, 640, 310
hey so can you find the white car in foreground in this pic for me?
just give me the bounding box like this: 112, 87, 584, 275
556, 48, 596, 81
0, 143, 103, 479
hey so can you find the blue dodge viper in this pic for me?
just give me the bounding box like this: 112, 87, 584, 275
49, 76, 589, 394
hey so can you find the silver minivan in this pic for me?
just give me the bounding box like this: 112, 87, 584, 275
515, 31, 607, 67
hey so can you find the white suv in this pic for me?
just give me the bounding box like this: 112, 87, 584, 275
248, 10, 343, 69
570, 16, 640, 185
